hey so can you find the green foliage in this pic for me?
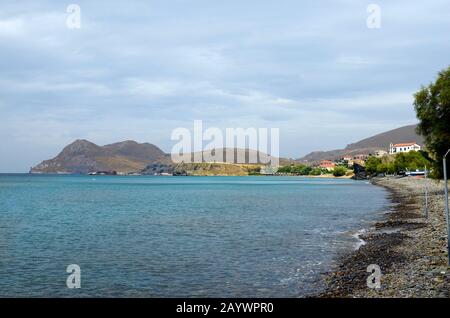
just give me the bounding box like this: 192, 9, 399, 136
292, 165, 312, 175
278, 164, 326, 176
364, 151, 430, 176
365, 151, 431, 176
414, 66, 450, 178
394, 151, 431, 172
365, 156, 381, 175
301, 166, 313, 175
332, 166, 347, 177
277, 164, 313, 175
291, 165, 305, 175
375, 162, 395, 174
309, 167, 323, 175
277, 165, 292, 174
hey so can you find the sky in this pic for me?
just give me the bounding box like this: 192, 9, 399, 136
1, 0, 450, 172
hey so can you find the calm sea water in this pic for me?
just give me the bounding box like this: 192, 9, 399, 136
0, 174, 388, 297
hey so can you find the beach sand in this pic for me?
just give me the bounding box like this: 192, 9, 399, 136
319, 176, 450, 297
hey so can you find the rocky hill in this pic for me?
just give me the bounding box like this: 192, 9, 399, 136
141, 148, 287, 175
298, 124, 424, 162
31, 141, 283, 175
179, 148, 281, 165
30, 140, 169, 174
31, 124, 421, 174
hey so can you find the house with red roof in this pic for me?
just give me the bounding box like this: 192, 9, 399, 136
318, 160, 336, 171
389, 142, 421, 155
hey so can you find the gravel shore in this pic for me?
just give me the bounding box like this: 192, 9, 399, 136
319, 176, 450, 297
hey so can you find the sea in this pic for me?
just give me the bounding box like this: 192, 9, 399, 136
0, 174, 389, 297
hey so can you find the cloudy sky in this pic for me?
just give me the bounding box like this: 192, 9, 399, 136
1, 0, 449, 172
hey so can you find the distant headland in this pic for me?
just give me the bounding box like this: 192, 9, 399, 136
30, 124, 423, 177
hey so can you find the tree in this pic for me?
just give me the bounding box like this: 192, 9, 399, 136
365, 156, 381, 175
277, 164, 313, 175
414, 66, 450, 178
332, 166, 347, 177
277, 165, 292, 174
393, 152, 408, 172
309, 167, 322, 176
396, 151, 430, 171
291, 164, 306, 175
300, 166, 313, 175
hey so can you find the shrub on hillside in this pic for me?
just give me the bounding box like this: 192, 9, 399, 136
332, 166, 347, 177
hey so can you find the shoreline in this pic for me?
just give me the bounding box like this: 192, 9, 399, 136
23, 172, 355, 178
317, 176, 449, 297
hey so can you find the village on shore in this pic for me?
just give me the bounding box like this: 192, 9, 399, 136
84, 141, 425, 178
262, 141, 424, 179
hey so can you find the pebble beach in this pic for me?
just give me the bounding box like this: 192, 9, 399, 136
320, 176, 450, 298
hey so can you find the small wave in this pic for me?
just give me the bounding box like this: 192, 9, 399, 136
352, 229, 367, 250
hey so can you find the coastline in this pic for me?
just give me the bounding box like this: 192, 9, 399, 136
318, 176, 449, 297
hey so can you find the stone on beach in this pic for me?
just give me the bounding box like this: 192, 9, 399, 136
319, 176, 449, 298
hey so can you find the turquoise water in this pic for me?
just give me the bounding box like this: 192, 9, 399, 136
0, 174, 388, 297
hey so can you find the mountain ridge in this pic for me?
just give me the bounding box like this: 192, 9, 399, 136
31, 140, 169, 174
30, 124, 425, 174
298, 124, 424, 162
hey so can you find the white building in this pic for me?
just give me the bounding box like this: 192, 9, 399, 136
389, 142, 421, 155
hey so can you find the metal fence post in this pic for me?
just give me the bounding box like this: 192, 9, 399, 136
424, 165, 428, 219
444, 149, 450, 266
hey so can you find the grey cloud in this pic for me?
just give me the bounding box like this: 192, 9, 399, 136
0, 0, 449, 171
